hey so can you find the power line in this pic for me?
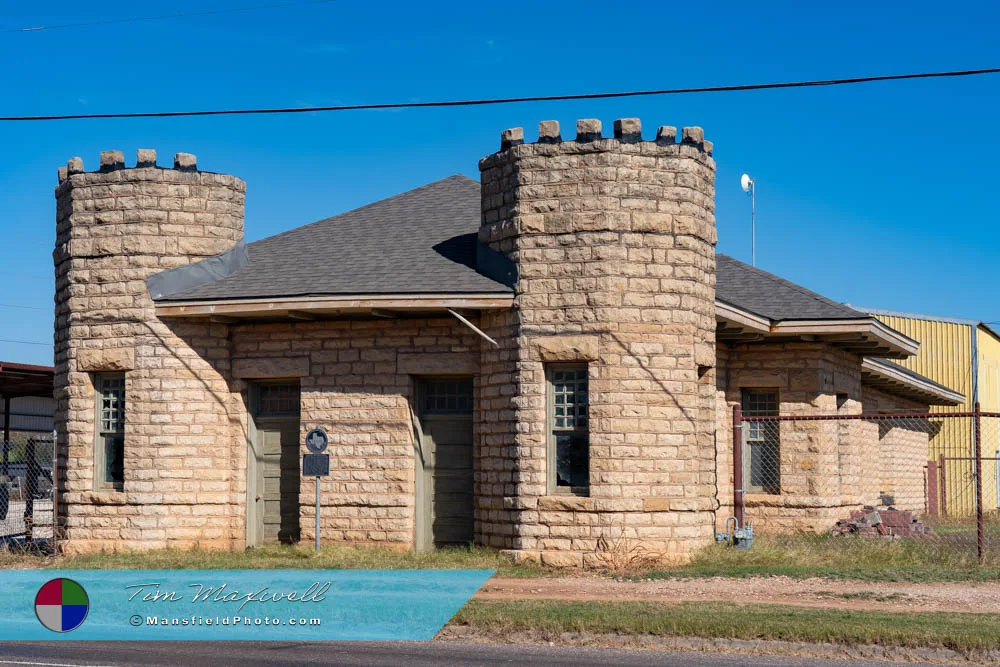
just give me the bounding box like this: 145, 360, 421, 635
0, 304, 46, 311
0, 338, 49, 346
3, 66, 998, 122
0, 271, 50, 280
3, 0, 337, 34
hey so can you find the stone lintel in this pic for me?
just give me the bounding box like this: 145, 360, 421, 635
397, 352, 478, 375
77, 347, 135, 372
531, 335, 600, 363
233, 357, 309, 379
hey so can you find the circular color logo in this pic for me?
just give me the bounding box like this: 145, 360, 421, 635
35, 578, 89, 633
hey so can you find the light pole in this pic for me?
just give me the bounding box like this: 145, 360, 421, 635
741, 173, 756, 266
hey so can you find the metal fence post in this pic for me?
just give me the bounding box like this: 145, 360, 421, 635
939, 453, 947, 518
51, 432, 58, 553
926, 459, 938, 516
733, 404, 745, 528
975, 402, 984, 564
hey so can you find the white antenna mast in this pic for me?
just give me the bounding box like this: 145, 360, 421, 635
741, 173, 756, 266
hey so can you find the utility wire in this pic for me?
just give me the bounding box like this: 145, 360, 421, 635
0, 338, 49, 346
0, 304, 46, 311
0, 271, 50, 279
2, 66, 998, 122
3, 0, 338, 34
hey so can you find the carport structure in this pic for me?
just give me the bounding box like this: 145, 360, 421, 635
0, 361, 54, 475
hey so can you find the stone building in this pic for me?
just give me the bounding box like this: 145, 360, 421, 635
52, 119, 963, 561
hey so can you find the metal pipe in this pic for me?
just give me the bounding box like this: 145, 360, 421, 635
741, 410, 1000, 421
975, 401, 984, 563
926, 458, 938, 516
447, 309, 499, 348
751, 181, 756, 267
732, 404, 745, 529
939, 453, 947, 518
1, 395, 9, 478
315, 476, 321, 553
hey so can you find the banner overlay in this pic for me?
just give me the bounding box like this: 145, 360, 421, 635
0, 569, 494, 640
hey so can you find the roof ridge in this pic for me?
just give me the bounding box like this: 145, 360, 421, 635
718, 254, 861, 320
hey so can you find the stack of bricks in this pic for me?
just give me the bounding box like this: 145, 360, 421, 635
831, 506, 932, 537
54, 150, 245, 552
477, 118, 718, 564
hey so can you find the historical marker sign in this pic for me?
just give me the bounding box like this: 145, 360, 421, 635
305, 427, 329, 453
302, 454, 330, 477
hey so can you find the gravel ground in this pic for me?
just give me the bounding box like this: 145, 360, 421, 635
476, 576, 1000, 614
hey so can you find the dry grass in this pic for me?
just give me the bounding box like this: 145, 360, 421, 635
0, 543, 553, 577
643, 533, 1000, 582
453, 599, 1000, 656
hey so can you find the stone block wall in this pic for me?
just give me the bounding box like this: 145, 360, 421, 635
861, 386, 930, 513
718, 342, 871, 532
53, 151, 245, 552
230, 317, 480, 546
478, 119, 718, 563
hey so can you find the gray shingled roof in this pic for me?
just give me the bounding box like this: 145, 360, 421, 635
716, 255, 864, 322
157, 175, 511, 301
865, 358, 964, 398
157, 175, 865, 325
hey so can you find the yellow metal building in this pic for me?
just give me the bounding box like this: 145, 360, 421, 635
859, 309, 1000, 515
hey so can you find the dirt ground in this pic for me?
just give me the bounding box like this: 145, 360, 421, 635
476, 575, 1000, 614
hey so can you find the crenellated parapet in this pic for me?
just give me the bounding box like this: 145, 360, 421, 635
476, 118, 719, 563
53, 149, 246, 551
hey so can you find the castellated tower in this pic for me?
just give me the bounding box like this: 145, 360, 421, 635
53, 150, 245, 552
477, 119, 718, 564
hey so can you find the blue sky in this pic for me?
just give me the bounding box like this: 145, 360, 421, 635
1, 0, 998, 366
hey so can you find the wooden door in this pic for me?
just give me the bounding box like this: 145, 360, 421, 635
247, 381, 301, 547
415, 378, 474, 551
260, 420, 301, 544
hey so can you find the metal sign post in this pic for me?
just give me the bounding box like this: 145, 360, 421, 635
303, 427, 330, 553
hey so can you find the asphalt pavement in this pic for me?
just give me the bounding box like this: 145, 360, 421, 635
0, 641, 920, 666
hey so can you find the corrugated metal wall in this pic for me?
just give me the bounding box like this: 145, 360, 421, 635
978, 327, 1000, 510
874, 315, 974, 410
872, 315, 979, 514
0, 396, 55, 433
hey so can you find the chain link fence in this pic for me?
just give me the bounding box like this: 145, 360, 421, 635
735, 408, 1000, 563
0, 434, 55, 552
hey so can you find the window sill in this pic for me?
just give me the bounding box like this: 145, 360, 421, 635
538, 495, 595, 511
84, 489, 127, 505
550, 486, 590, 497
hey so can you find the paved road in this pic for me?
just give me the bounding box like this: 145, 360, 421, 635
0, 641, 917, 666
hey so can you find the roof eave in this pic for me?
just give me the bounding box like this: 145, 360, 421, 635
716, 301, 919, 358
861, 358, 965, 406
154, 293, 515, 320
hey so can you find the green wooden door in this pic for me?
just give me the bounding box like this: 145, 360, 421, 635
415, 378, 474, 551
259, 420, 301, 544
247, 381, 302, 547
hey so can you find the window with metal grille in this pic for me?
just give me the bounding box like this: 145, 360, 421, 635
95, 373, 125, 490
254, 382, 300, 417
547, 365, 589, 494
422, 378, 473, 413
741, 388, 780, 494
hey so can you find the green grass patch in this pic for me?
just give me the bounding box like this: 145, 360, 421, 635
454, 599, 1000, 655
643, 533, 1000, 582
814, 590, 904, 602
0, 544, 551, 577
